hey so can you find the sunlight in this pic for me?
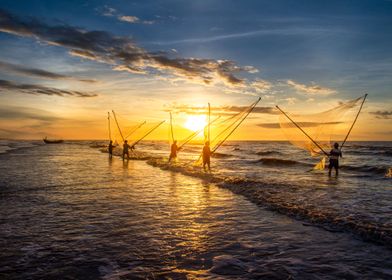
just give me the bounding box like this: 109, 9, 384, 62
184, 115, 207, 132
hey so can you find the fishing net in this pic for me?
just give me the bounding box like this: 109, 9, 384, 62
278, 95, 367, 169
194, 98, 261, 165
111, 111, 164, 148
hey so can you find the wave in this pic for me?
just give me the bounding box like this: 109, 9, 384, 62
257, 157, 309, 167
146, 157, 392, 247
94, 145, 392, 246
255, 157, 389, 175
220, 180, 392, 248
0, 141, 42, 155
212, 152, 232, 158
341, 165, 388, 175
255, 151, 282, 156
347, 144, 392, 152
346, 150, 392, 157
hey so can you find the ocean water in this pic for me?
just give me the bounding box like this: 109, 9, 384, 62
0, 140, 391, 279
143, 140, 392, 246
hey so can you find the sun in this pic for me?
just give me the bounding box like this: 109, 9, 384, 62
184, 115, 207, 132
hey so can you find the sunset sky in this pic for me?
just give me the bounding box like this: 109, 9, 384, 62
0, 0, 391, 140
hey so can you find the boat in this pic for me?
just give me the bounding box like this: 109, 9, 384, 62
43, 137, 64, 144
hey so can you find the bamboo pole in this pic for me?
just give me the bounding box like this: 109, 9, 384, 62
208, 103, 211, 143
178, 116, 221, 150
124, 121, 146, 140
107, 112, 111, 141
276, 105, 328, 156
212, 97, 261, 154
111, 110, 125, 142
170, 112, 174, 143
131, 121, 165, 147
340, 94, 368, 150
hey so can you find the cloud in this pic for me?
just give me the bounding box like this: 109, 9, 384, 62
101, 6, 117, 17
369, 110, 392, 119
287, 80, 336, 95
0, 61, 96, 83
152, 27, 336, 45
251, 79, 272, 92
0, 79, 97, 97
0, 105, 63, 121
257, 121, 343, 129
100, 5, 154, 25
222, 105, 279, 115
118, 15, 139, 23
0, 9, 256, 88
165, 104, 278, 116
117, 15, 155, 25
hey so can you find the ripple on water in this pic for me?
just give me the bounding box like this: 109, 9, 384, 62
0, 144, 391, 279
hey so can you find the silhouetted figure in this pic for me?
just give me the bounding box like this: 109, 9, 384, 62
202, 141, 211, 172
123, 140, 133, 161
169, 140, 179, 162
108, 140, 114, 159
328, 142, 342, 176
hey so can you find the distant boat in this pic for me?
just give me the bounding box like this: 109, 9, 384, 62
43, 137, 64, 144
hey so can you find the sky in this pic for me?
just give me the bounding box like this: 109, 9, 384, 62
0, 0, 391, 140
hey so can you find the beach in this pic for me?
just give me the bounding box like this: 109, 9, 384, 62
0, 141, 391, 279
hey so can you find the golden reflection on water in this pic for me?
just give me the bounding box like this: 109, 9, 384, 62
166, 170, 213, 255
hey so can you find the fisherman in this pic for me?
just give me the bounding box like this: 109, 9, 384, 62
202, 141, 211, 172
169, 140, 179, 162
122, 140, 134, 160
108, 140, 114, 159
328, 142, 342, 176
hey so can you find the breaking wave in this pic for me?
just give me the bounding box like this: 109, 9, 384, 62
341, 165, 388, 175
257, 157, 306, 166
212, 152, 232, 158
146, 157, 392, 247
255, 151, 282, 156
0, 140, 42, 155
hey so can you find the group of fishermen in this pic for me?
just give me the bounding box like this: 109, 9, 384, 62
108, 139, 212, 172
108, 139, 135, 161
168, 140, 211, 171
108, 139, 342, 175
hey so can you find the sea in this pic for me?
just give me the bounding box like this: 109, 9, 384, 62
0, 139, 391, 279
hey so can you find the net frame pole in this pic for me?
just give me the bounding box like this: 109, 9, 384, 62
107, 112, 111, 141
124, 121, 146, 140
340, 94, 368, 150
276, 105, 329, 156
131, 121, 165, 147
208, 103, 211, 143
178, 116, 221, 150
111, 110, 125, 142
170, 112, 175, 143
212, 97, 261, 154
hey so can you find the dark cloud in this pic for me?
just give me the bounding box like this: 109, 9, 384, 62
222, 105, 279, 115
257, 121, 343, 129
369, 110, 392, 119
0, 79, 97, 97
165, 104, 277, 116
0, 61, 96, 82
0, 105, 63, 121
0, 9, 255, 87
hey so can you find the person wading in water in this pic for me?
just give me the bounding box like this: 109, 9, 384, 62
169, 140, 179, 162
122, 140, 134, 161
108, 140, 114, 159
328, 142, 342, 176
202, 141, 211, 172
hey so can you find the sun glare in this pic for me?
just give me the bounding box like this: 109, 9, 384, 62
184, 115, 207, 132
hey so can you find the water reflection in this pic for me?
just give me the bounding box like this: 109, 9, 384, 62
1, 143, 391, 279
